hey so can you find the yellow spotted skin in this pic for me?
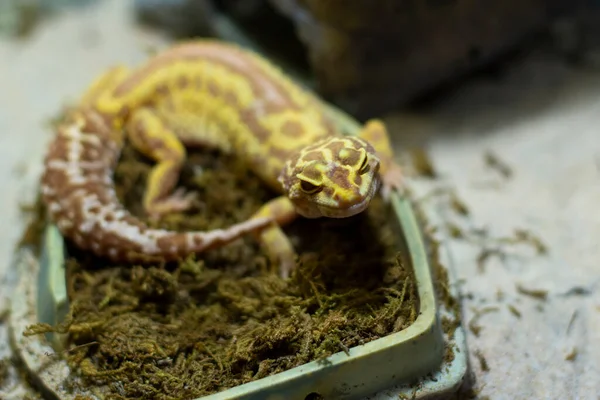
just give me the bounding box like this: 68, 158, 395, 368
41, 40, 404, 278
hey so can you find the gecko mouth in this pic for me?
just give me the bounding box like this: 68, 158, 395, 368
317, 198, 370, 218
316, 177, 381, 219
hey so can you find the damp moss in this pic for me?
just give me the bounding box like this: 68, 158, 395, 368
17, 192, 47, 255
0, 358, 8, 387
26, 143, 422, 399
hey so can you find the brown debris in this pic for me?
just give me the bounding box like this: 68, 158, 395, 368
446, 222, 466, 239
468, 306, 499, 338
512, 229, 548, 255
507, 304, 522, 318
516, 284, 548, 301
475, 350, 490, 372
497, 229, 548, 255
484, 150, 513, 179
476, 247, 505, 273
566, 310, 578, 335
449, 192, 470, 216
565, 347, 578, 361
410, 148, 437, 178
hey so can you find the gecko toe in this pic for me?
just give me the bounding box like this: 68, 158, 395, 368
279, 257, 297, 280
146, 188, 198, 219
381, 162, 406, 201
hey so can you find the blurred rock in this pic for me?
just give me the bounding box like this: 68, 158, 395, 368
216, 0, 268, 21
546, 0, 600, 64
134, 0, 217, 37
268, 0, 548, 119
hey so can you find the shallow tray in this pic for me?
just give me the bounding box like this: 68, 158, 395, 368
7, 60, 467, 400
9, 194, 468, 400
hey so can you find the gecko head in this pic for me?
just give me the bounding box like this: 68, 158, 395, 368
278, 136, 381, 219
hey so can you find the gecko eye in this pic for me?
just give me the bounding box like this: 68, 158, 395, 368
358, 156, 370, 175
299, 180, 322, 194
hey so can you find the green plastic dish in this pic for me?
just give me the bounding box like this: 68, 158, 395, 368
10, 188, 467, 400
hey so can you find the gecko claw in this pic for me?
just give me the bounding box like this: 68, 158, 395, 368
279, 256, 297, 280
147, 188, 198, 220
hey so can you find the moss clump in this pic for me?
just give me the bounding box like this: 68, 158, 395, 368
16, 192, 47, 255
0, 358, 9, 387
27, 142, 419, 399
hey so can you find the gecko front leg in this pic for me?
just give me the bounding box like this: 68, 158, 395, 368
249, 196, 299, 279
359, 119, 405, 200
126, 107, 197, 220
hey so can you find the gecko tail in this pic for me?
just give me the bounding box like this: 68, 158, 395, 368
41, 104, 274, 265
54, 211, 274, 265
150, 216, 274, 260
80, 212, 274, 264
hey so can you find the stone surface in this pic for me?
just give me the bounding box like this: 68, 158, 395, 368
384, 50, 600, 399
0, 1, 599, 399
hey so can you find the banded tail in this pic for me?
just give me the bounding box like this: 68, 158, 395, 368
40, 108, 272, 263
